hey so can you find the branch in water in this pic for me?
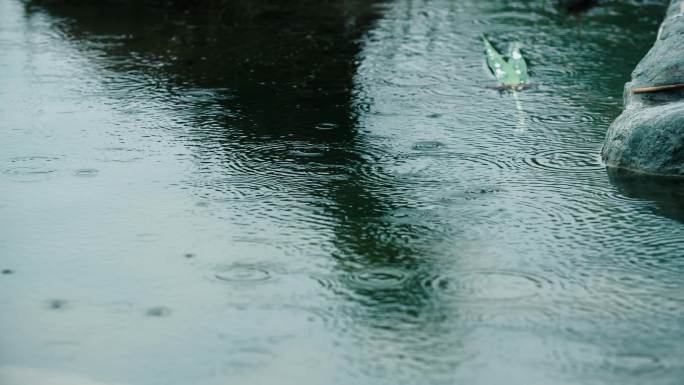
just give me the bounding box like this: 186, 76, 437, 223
632, 83, 684, 94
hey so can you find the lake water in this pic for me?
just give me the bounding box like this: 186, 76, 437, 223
1, 0, 683, 384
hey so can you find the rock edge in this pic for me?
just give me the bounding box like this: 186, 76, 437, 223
602, 0, 684, 177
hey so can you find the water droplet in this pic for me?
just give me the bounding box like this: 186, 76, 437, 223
47, 299, 68, 310
411, 140, 445, 152
315, 122, 338, 131
73, 168, 99, 177
146, 306, 171, 317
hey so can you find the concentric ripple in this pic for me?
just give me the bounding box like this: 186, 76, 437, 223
3, 156, 60, 182
2, 0, 681, 384
420, 269, 551, 301
342, 267, 412, 290
522, 148, 604, 174
73, 168, 99, 177
95, 147, 144, 163
410, 140, 446, 152
213, 263, 277, 284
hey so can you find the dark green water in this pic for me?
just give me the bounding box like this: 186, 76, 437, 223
1, 0, 683, 384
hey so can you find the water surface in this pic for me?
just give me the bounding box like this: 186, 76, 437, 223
1, 0, 683, 384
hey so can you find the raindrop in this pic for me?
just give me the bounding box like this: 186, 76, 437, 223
146, 306, 171, 317
47, 299, 68, 310
522, 148, 603, 174
73, 168, 99, 177
214, 263, 274, 284
421, 270, 549, 301
344, 267, 411, 290
411, 140, 446, 152
315, 122, 338, 131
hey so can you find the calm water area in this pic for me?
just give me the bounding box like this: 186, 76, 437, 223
1, 0, 683, 384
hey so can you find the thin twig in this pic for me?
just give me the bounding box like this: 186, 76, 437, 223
632, 83, 684, 94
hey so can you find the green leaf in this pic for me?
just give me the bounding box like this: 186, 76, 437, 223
508, 43, 529, 85
483, 36, 528, 86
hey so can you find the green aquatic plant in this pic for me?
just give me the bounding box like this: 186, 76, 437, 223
483, 36, 529, 132
483, 36, 529, 87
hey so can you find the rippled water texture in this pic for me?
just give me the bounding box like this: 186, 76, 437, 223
1, 0, 683, 384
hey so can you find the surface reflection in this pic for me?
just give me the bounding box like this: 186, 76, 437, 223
608, 169, 684, 223
2, 0, 683, 384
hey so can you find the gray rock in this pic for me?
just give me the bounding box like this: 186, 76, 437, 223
602, 0, 684, 177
